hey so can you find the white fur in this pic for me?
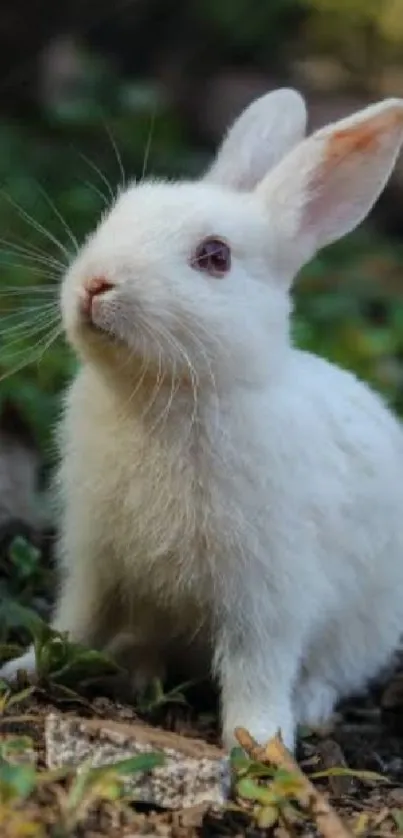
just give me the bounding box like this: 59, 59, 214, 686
205, 88, 307, 190
3, 93, 403, 752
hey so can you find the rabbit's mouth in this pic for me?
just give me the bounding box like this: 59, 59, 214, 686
83, 311, 124, 347
78, 277, 115, 327
69, 289, 121, 351
75, 280, 129, 346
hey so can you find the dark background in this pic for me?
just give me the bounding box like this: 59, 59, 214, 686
1, 0, 403, 452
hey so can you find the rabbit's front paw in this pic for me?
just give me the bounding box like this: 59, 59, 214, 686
222, 698, 295, 752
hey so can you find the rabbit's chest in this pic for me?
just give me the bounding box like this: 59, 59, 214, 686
66, 373, 264, 608
100, 418, 254, 597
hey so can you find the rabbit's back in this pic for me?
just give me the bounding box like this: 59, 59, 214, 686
262, 348, 403, 612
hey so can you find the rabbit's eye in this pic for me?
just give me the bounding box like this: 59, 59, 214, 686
191, 237, 231, 278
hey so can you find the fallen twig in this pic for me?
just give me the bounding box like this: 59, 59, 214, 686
235, 727, 354, 838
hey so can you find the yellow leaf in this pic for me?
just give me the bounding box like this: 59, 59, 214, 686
352, 811, 370, 835
256, 804, 279, 829
310, 767, 389, 784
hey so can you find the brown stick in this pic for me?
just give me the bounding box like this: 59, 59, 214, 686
235, 728, 354, 838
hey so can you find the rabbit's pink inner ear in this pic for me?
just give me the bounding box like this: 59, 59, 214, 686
323, 106, 403, 169
257, 98, 403, 276
300, 103, 403, 247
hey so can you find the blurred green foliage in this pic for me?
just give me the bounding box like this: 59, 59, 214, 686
0, 55, 199, 453
0, 47, 402, 462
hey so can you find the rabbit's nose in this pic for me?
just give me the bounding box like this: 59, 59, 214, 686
80, 276, 115, 319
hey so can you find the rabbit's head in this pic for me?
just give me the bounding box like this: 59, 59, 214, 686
61, 90, 403, 390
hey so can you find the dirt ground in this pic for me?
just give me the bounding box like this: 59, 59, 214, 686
2, 660, 403, 838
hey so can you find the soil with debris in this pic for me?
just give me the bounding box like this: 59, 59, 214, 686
2, 665, 403, 837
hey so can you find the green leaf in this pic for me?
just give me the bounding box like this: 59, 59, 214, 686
65, 752, 164, 811
0, 601, 44, 636
0, 763, 37, 802
391, 809, 403, 832
9, 537, 40, 579
233, 760, 276, 779
102, 752, 165, 776
0, 643, 24, 663
45, 682, 92, 708
0, 736, 33, 761
6, 686, 36, 709
65, 759, 94, 810
236, 777, 276, 805
271, 768, 305, 795
230, 747, 252, 774
48, 646, 121, 684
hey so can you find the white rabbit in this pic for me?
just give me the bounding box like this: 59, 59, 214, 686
2, 89, 403, 753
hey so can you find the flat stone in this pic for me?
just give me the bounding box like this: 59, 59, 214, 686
45, 713, 230, 810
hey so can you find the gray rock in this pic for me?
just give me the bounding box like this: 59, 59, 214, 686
45, 713, 231, 810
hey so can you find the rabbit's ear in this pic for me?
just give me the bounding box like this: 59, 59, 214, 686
257, 98, 403, 276
204, 88, 307, 191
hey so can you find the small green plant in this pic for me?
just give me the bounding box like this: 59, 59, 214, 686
0, 731, 164, 834
0, 684, 35, 716
0, 762, 38, 805
29, 618, 121, 688
59, 751, 165, 831
135, 676, 200, 714
0, 608, 123, 700
230, 744, 389, 830
0, 536, 55, 649
230, 747, 307, 829
0, 736, 37, 805
7, 539, 42, 587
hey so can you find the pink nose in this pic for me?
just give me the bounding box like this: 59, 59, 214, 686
81, 276, 114, 319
